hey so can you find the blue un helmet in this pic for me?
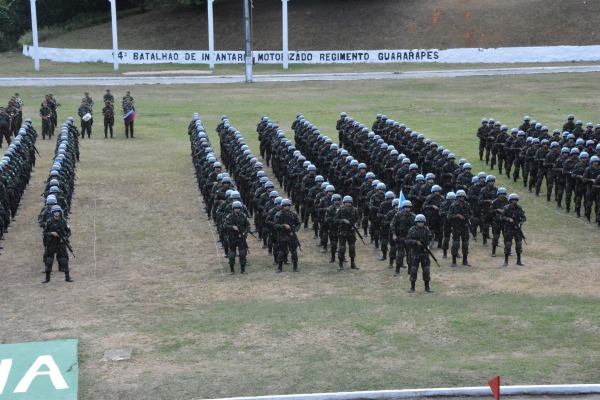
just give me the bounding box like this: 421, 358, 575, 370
282, 198, 292, 206
331, 194, 342, 203
384, 191, 395, 200
415, 214, 426, 223
232, 201, 243, 209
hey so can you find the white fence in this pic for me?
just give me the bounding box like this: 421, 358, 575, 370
22, 45, 600, 65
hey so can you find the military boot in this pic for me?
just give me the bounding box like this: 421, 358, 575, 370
491, 245, 497, 257
65, 271, 74, 282
350, 258, 359, 270
293, 262, 299, 272
241, 264, 246, 274
451, 255, 457, 267
462, 254, 471, 266
338, 259, 344, 271
374, 239, 379, 249
321, 243, 328, 253
408, 281, 416, 293
229, 265, 235, 275
42, 271, 51, 284
330, 252, 336, 263
425, 282, 434, 293
388, 257, 395, 269
516, 254, 524, 266
482, 236, 488, 247
443, 249, 447, 259
547, 193, 551, 202
503, 254, 509, 266
394, 266, 400, 277
277, 263, 283, 273
363, 228, 368, 237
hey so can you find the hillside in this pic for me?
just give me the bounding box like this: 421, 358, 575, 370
38, 0, 600, 51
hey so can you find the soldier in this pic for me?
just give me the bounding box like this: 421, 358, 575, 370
42, 206, 74, 283
489, 188, 508, 257
494, 125, 509, 176
502, 193, 526, 266
103, 89, 114, 104
390, 200, 416, 275
324, 193, 342, 263
553, 147, 571, 209
336, 195, 361, 271
449, 189, 472, 267
423, 184, 443, 248
369, 182, 387, 248
439, 192, 455, 259
405, 214, 434, 293
563, 114, 576, 134
479, 175, 497, 247
77, 99, 92, 139
377, 191, 395, 261
583, 155, 600, 223
39, 101, 53, 140
383, 198, 400, 269
223, 201, 251, 275
477, 118, 488, 161
265, 196, 283, 263
273, 198, 301, 273
102, 100, 115, 139
0, 107, 10, 148
122, 97, 136, 138
571, 151, 590, 218
484, 119, 497, 166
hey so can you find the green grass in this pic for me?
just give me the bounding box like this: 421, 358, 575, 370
0, 72, 599, 399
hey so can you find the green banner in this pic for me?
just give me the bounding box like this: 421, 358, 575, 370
0, 339, 78, 400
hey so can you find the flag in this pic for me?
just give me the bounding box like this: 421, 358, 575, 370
488, 375, 500, 400
398, 191, 406, 212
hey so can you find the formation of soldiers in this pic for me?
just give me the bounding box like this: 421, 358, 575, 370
38, 117, 80, 283
0, 117, 38, 255
255, 112, 530, 291
190, 113, 313, 274
476, 115, 600, 227
73, 90, 136, 140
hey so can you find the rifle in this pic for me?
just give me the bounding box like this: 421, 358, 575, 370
56, 231, 75, 258
32, 144, 41, 156
464, 216, 477, 242
352, 223, 366, 245
248, 231, 258, 239
290, 225, 302, 252
419, 240, 441, 267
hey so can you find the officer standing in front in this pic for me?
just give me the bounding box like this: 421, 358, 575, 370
405, 214, 434, 293
42, 205, 74, 283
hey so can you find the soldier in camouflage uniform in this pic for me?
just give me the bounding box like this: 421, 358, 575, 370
274, 198, 302, 273
489, 188, 508, 257
449, 190, 472, 267
390, 200, 415, 276
223, 201, 251, 275
502, 193, 526, 266
42, 206, 74, 283
336, 196, 361, 271
405, 214, 434, 293
324, 194, 342, 263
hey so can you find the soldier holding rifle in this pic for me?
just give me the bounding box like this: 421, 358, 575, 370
223, 201, 251, 275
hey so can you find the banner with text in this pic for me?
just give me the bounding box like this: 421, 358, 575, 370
0, 339, 78, 399
23, 45, 600, 65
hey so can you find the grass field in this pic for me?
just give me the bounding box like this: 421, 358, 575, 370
0, 71, 599, 399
